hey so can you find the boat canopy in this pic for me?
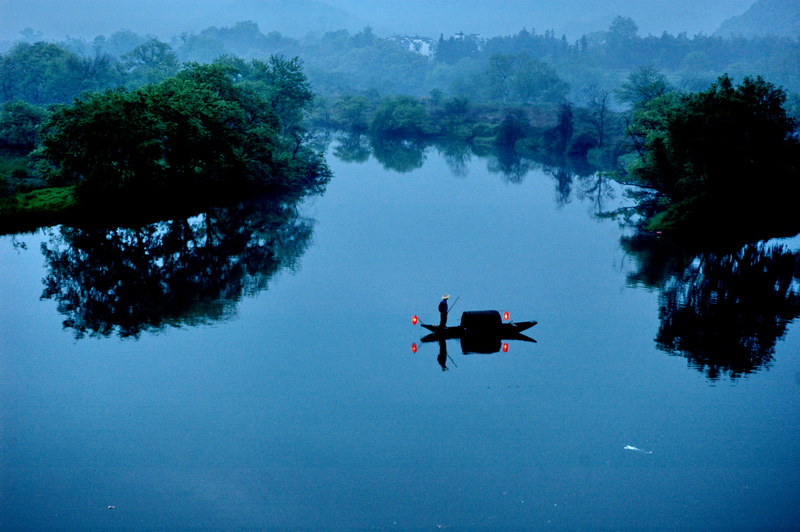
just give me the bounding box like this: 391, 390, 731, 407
461, 310, 502, 329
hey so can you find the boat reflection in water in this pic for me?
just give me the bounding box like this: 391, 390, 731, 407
412, 310, 537, 370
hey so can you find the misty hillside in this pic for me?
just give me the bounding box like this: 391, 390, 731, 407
715, 0, 800, 38
1, 0, 366, 42
326, 0, 755, 39
3, 0, 754, 42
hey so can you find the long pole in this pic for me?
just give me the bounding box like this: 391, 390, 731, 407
448, 296, 460, 314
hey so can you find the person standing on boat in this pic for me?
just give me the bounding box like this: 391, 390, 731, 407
438, 294, 450, 328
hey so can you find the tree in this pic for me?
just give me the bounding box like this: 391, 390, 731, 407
39, 61, 329, 210
122, 39, 179, 87
0, 99, 48, 149
607, 16, 639, 46
616, 66, 673, 109
625, 74, 800, 242
435, 33, 480, 64
483, 54, 568, 105
495, 108, 530, 147
586, 85, 610, 148
543, 103, 574, 154
0, 42, 87, 104
332, 94, 372, 133
250, 56, 314, 133
511, 55, 569, 104
370, 96, 429, 138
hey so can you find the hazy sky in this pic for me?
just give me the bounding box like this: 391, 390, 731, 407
1, 0, 756, 42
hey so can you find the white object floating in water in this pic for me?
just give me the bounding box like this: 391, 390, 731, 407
624, 445, 652, 454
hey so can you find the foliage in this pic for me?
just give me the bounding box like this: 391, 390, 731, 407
495, 109, 530, 148
0, 99, 48, 149
543, 103, 574, 153
0, 42, 121, 104
175, 21, 296, 62
121, 39, 179, 87
477, 54, 569, 105
39, 59, 328, 213
370, 95, 430, 138
615, 66, 674, 109
435, 33, 480, 65
250, 55, 314, 133
0, 186, 78, 232
331, 94, 374, 133
625, 74, 800, 242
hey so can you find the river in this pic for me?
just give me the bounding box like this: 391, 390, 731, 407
1, 140, 798, 529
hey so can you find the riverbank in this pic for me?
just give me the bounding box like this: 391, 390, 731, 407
0, 186, 78, 233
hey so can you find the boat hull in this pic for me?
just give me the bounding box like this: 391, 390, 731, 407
420, 320, 537, 338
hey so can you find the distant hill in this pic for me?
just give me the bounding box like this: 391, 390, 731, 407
715, 0, 800, 38
325, 0, 754, 39
2, 0, 757, 43
0, 0, 366, 42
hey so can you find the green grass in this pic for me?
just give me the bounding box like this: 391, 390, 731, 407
2, 186, 77, 212
0, 186, 78, 233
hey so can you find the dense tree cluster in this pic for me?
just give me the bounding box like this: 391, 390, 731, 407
624, 74, 800, 243
38, 58, 329, 213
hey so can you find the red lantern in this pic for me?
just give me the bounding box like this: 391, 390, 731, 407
411, 343, 418, 353
502, 343, 509, 353
503, 311, 510, 321
412, 315, 419, 325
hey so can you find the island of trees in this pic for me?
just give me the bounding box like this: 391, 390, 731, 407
0, 51, 330, 230
1, 16, 799, 242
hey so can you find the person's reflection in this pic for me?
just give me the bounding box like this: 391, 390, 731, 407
437, 338, 449, 371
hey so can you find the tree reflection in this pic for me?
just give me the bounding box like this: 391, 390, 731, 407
369, 137, 427, 173
542, 162, 573, 206
577, 172, 616, 215
332, 134, 371, 163
623, 235, 800, 380
40, 197, 315, 339
435, 140, 473, 178
485, 146, 536, 184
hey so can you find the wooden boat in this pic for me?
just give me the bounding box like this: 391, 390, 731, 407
420, 310, 537, 338
417, 311, 536, 354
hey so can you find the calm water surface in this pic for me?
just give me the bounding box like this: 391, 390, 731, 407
1, 142, 799, 530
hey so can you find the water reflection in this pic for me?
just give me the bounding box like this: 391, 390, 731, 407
40, 197, 315, 339
624, 235, 800, 380
485, 146, 537, 184
330, 135, 604, 202
332, 133, 371, 163
370, 137, 428, 173
434, 140, 473, 178
415, 333, 535, 372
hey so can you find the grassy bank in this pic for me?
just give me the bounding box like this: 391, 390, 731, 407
0, 186, 78, 233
